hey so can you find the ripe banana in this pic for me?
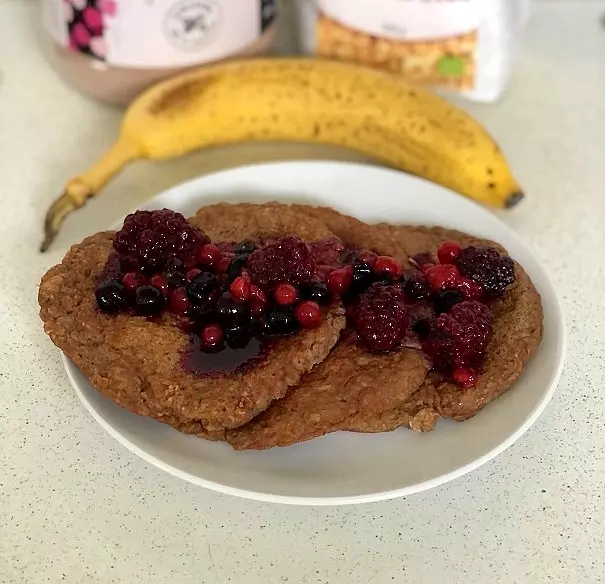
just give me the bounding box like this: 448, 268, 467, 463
41, 58, 523, 251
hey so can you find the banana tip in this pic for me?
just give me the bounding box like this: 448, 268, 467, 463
505, 191, 524, 209
40, 232, 55, 253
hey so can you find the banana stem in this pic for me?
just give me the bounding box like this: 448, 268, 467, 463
40, 135, 141, 252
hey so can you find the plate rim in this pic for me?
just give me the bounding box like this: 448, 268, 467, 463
61, 160, 566, 505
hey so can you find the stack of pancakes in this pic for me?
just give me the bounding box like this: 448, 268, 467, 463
39, 203, 543, 450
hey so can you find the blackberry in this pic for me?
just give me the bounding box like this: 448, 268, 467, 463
422, 301, 493, 373
247, 236, 315, 288
455, 246, 515, 298
113, 209, 209, 271
353, 284, 408, 352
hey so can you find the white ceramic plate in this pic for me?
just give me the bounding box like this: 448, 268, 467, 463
62, 161, 565, 505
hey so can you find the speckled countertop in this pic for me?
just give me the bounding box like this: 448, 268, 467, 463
2, 1, 604, 582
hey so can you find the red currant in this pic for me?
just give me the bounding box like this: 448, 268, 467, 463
186, 268, 202, 282
424, 264, 460, 291
274, 282, 298, 305
295, 300, 322, 329
195, 244, 221, 268
122, 271, 146, 292
451, 367, 478, 388
230, 276, 251, 303
437, 241, 462, 264
250, 285, 267, 304
326, 265, 353, 296
149, 274, 169, 297
169, 287, 191, 314
200, 324, 224, 350
372, 256, 403, 278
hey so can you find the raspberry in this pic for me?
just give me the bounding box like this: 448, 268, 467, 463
114, 209, 209, 272
455, 277, 484, 300
455, 247, 515, 298
424, 264, 460, 291
353, 284, 409, 352
437, 241, 462, 264
422, 301, 493, 372
247, 236, 315, 288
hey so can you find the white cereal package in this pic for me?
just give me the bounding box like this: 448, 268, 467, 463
296, 0, 531, 102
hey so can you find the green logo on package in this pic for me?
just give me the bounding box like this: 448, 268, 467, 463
437, 55, 466, 77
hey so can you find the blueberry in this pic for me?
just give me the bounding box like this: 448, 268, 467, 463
217, 292, 250, 327
227, 254, 249, 282
186, 272, 218, 305
134, 285, 165, 315
434, 289, 464, 314
188, 299, 217, 324
300, 282, 329, 305
403, 269, 429, 300
224, 324, 253, 349
95, 279, 127, 313
234, 241, 256, 255
263, 309, 298, 337
352, 262, 373, 285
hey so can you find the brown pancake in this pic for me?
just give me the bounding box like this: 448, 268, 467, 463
39, 205, 346, 432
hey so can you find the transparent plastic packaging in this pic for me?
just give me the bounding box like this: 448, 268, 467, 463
296, 0, 531, 103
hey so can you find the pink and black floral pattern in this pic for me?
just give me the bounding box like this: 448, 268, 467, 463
63, 0, 116, 60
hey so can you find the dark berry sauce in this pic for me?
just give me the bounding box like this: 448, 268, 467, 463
95, 209, 517, 388
183, 335, 270, 377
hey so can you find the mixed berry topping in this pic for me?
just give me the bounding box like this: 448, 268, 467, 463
95, 209, 516, 386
